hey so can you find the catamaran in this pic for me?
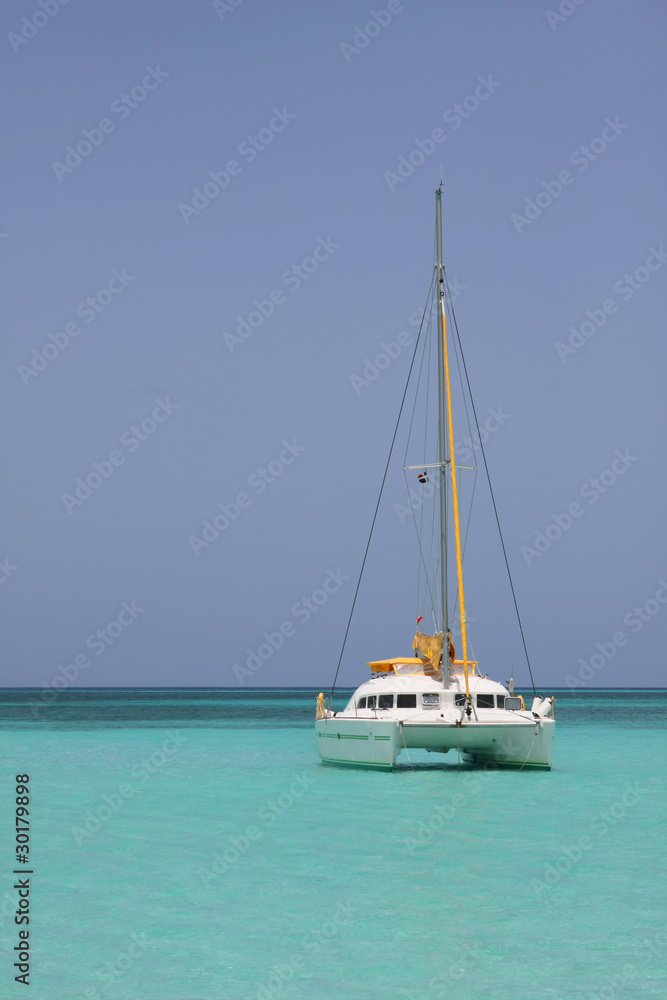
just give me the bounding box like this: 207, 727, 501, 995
315, 186, 555, 770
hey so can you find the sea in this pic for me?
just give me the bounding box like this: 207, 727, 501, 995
0, 688, 665, 1000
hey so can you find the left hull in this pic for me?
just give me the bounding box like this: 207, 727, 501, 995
315, 718, 401, 768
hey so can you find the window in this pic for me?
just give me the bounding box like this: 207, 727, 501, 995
476, 695, 495, 709
454, 694, 466, 707
504, 697, 523, 711
496, 695, 506, 709
422, 693, 440, 707
396, 694, 417, 708
378, 694, 394, 709
366, 696, 376, 709
357, 697, 366, 709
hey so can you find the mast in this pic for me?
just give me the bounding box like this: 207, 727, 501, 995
436, 186, 471, 704
435, 188, 449, 643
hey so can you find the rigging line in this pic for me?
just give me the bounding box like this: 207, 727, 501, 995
398, 722, 415, 770
428, 494, 438, 608
446, 286, 478, 621
329, 280, 435, 700
419, 304, 438, 618
427, 540, 438, 625
447, 290, 478, 562
404, 465, 439, 627
426, 312, 438, 587
446, 292, 476, 458
403, 290, 439, 623
422, 301, 433, 465
451, 469, 478, 649
518, 726, 540, 772
415, 304, 435, 617
430, 549, 440, 633
403, 279, 435, 618
422, 296, 442, 634
444, 280, 477, 653
442, 268, 538, 698
403, 278, 435, 466
417, 303, 435, 616
461, 471, 477, 561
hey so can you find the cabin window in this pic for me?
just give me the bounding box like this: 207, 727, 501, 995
504, 697, 523, 711
454, 694, 466, 706
378, 694, 394, 709
477, 695, 495, 709
422, 693, 440, 707
366, 696, 377, 709
496, 695, 506, 709
357, 697, 366, 709
397, 694, 417, 708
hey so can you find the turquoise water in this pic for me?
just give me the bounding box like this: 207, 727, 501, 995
0, 689, 665, 999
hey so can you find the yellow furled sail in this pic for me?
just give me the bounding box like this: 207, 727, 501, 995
413, 631, 443, 666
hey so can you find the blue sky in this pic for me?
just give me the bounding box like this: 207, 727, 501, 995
1, 0, 666, 690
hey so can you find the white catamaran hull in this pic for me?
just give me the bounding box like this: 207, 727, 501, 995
316, 717, 402, 769
402, 717, 554, 768
316, 715, 554, 770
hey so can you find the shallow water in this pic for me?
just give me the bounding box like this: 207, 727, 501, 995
0, 688, 665, 999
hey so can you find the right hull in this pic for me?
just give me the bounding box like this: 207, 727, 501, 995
402, 717, 554, 769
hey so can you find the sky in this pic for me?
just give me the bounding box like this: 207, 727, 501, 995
1, 0, 666, 691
